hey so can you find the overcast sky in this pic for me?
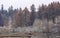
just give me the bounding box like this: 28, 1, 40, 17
0, 0, 60, 10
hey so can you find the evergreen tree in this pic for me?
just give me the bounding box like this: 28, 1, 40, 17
30, 4, 36, 26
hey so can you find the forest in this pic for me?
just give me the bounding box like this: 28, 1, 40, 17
0, 2, 60, 27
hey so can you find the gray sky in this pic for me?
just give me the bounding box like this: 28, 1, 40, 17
0, 0, 60, 10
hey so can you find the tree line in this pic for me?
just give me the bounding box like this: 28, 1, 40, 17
0, 2, 60, 27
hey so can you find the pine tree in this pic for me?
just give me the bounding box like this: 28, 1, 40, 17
29, 4, 36, 26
